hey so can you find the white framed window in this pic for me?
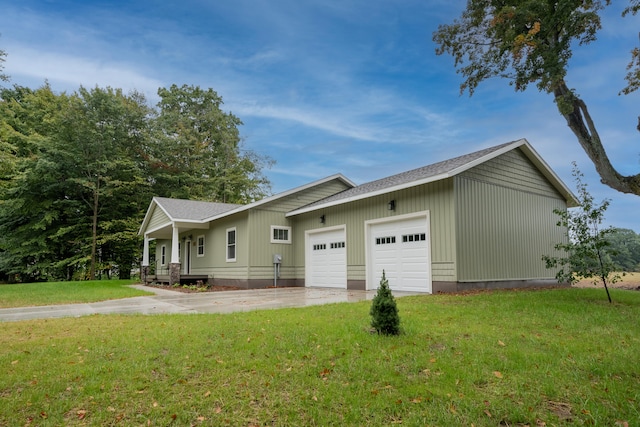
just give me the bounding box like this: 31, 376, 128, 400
160, 245, 167, 266
226, 227, 236, 262
197, 235, 205, 257
270, 226, 292, 244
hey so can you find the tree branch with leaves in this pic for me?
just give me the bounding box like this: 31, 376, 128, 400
433, 0, 640, 195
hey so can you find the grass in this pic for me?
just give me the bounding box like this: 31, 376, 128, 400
0, 279, 152, 308
1, 287, 639, 426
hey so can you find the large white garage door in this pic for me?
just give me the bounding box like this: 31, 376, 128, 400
368, 215, 431, 293
306, 227, 347, 288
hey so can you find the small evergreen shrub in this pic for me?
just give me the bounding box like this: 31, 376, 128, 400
370, 270, 400, 335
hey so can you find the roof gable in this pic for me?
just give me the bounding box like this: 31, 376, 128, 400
138, 174, 356, 235
286, 139, 577, 216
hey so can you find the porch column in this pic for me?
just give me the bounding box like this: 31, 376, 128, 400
169, 224, 181, 285
141, 234, 150, 282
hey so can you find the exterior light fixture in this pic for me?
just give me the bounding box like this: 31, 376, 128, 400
388, 200, 396, 211
320, 214, 326, 224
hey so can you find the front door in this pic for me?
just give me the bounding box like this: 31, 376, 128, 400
184, 240, 192, 275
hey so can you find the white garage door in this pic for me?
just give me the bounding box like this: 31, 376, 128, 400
368, 215, 431, 293
306, 227, 347, 288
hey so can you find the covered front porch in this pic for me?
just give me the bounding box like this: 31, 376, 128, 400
141, 219, 209, 286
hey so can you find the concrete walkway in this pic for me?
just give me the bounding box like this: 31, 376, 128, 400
0, 285, 420, 322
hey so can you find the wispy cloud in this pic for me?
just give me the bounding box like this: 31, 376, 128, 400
6, 44, 164, 96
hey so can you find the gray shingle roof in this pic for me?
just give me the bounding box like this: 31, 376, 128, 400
154, 197, 241, 221
292, 141, 517, 211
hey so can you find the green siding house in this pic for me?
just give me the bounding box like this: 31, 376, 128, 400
138, 139, 577, 293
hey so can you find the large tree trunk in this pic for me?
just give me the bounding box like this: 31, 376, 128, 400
553, 81, 640, 195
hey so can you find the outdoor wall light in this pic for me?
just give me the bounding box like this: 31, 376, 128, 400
388, 200, 396, 211
320, 214, 326, 224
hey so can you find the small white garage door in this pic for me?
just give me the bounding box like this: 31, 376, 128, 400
306, 227, 347, 288
368, 215, 431, 293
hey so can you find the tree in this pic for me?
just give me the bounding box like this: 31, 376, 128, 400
0, 80, 273, 282
370, 271, 401, 335
58, 86, 152, 279
149, 84, 271, 203
0, 85, 153, 281
433, 1, 640, 196
543, 163, 620, 303
606, 228, 640, 272
0, 85, 81, 282
0, 44, 8, 83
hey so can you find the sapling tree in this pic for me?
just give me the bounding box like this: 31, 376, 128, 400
543, 163, 620, 303
370, 270, 401, 335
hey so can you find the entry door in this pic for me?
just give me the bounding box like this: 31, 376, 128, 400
367, 214, 431, 293
306, 227, 347, 288
184, 240, 192, 274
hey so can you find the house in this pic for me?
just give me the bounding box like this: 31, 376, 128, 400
138, 139, 577, 293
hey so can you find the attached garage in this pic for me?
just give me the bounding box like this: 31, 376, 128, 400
305, 226, 347, 288
366, 213, 432, 293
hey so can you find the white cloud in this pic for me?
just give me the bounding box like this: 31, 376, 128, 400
6, 44, 164, 97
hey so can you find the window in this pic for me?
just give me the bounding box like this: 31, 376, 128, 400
330, 241, 345, 249
375, 236, 396, 245
402, 233, 426, 243
160, 245, 166, 266
271, 226, 292, 244
313, 243, 327, 251
197, 235, 205, 257
226, 228, 236, 262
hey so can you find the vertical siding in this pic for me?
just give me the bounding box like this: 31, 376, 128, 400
247, 209, 296, 279
182, 212, 249, 278
462, 148, 562, 197
259, 180, 352, 212
290, 179, 457, 282
455, 176, 567, 281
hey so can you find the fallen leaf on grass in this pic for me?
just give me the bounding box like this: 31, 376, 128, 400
484, 410, 492, 417
77, 410, 87, 420
11, 360, 18, 365
615, 421, 629, 427
204, 390, 211, 397
493, 371, 503, 379
498, 340, 505, 346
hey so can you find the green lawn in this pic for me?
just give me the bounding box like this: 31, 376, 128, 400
0, 279, 152, 308
1, 287, 639, 426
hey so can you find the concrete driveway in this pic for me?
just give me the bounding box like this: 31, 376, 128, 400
0, 285, 420, 322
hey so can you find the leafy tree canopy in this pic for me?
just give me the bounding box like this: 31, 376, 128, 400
0, 82, 272, 282
433, 0, 640, 196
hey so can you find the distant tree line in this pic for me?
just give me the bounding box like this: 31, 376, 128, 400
607, 228, 640, 272
0, 83, 271, 283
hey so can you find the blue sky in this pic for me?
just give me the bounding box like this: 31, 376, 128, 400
1, 0, 639, 232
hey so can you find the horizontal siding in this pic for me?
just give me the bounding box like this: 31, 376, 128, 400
461, 148, 561, 198
432, 262, 456, 281
148, 207, 170, 231
248, 265, 295, 280
348, 265, 366, 281
455, 176, 567, 281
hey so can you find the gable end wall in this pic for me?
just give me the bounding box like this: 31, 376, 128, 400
455, 150, 567, 282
